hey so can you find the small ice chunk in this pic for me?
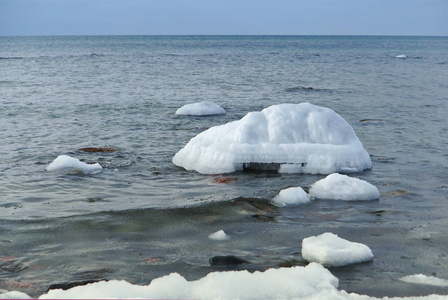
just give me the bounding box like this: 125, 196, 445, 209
273, 187, 310, 206
173, 103, 372, 174
45, 155, 102, 174
175, 101, 226, 116
302, 232, 374, 267
309, 173, 380, 201
208, 230, 230, 241
396, 54, 407, 59
400, 274, 448, 287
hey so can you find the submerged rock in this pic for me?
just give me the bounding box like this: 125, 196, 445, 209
79, 147, 118, 153
209, 255, 249, 266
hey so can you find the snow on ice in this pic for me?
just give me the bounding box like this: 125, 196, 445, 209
173, 103, 372, 174
6, 263, 448, 299
45, 155, 102, 175
273, 186, 311, 206
302, 232, 374, 267
309, 173, 380, 201
175, 101, 226, 116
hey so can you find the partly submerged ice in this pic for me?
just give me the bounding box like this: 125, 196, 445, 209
309, 173, 380, 201
302, 232, 374, 267
45, 155, 102, 175
400, 274, 448, 287
173, 103, 372, 174
175, 101, 226, 116
273, 186, 311, 206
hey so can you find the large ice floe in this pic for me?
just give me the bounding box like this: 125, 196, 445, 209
309, 173, 380, 201
173, 103, 372, 174
302, 232, 374, 267
45, 155, 102, 175
175, 101, 226, 116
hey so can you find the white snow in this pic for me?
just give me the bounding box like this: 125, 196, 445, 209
208, 230, 230, 240
309, 173, 380, 201
273, 186, 311, 206
302, 232, 374, 267
173, 103, 372, 174
45, 155, 103, 175
175, 101, 226, 116
4, 265, 448, 299
0, 290, 31, 299
38, 263, 338, 299
400, 274, 448, 287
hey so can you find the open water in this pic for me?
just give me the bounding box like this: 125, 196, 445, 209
1, 35, 448, 298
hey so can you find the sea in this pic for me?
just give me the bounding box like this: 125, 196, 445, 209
1, 35, 448, 298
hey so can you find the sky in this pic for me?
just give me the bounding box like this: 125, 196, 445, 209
0, 0, 447, 36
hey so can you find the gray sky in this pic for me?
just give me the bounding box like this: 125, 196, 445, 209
1, 0, 447, 36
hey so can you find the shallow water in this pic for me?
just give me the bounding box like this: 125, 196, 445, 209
1, 35, 448, 298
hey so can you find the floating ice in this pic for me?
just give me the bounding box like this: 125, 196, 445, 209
5, 265, 448, 299
273, 186, 311, 206
38, 263, 338, 299
175, 101, 226, 116
173, 103, 372, 174
400, 274, 448, 287
45, 155, 103, 175
309, 173, 380, 201
396, 54, 407, 59
208, 230, 230, 240
302, 232, 374, 267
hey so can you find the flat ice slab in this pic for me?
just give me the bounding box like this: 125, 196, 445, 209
400, 274, 448, 287
302, 232, 374, 267
309, 173, 380, 201
45, 155, 102, 175
173, 103, 372, 174
175, 101, 226, 116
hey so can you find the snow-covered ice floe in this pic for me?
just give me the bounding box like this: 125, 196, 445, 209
400, 274, 448, 287
45, 155, 102, 175
309, 173, 380, 201
173, 103, 372, 174
396, 54, 407, 59
273, 186, 311, 206
175, 101, 226, 116
302, 232, 374, 267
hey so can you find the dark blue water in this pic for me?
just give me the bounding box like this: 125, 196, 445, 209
1, 36, 448, 298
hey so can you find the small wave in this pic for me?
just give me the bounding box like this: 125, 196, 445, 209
284, 86, 332, 93
0, 56, 24, 60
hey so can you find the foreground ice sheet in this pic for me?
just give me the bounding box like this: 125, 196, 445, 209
400, 274, 448, 287
45, 155, 102, 174
309, 173, 380, 201
175, 101, 226, 116
39, 263, 338, 299
3, 264, 448, 299
173, 103, 372, 174
273, 186, 311, 206
302, 232, 374, 267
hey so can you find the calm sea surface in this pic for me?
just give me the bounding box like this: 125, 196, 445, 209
1, 35, 448, 297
